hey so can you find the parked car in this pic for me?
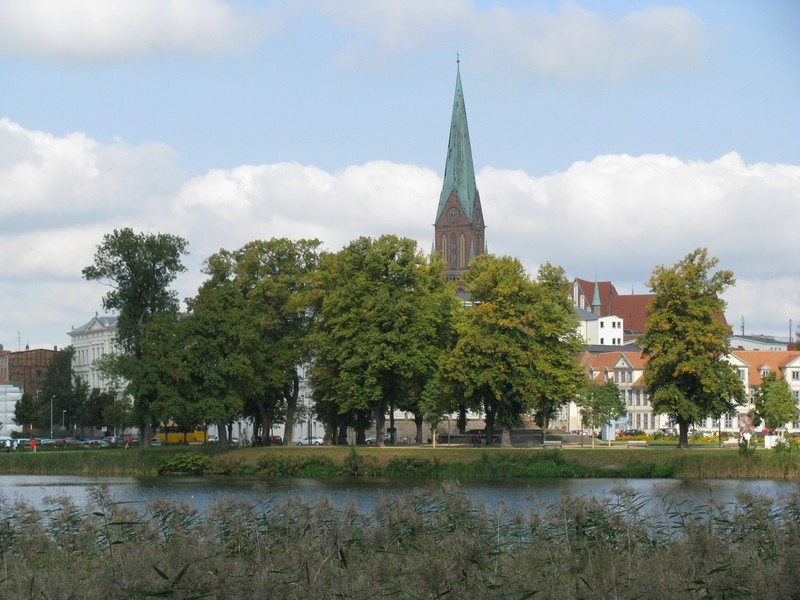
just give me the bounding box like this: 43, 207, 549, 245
84, 439, 109, 447
660, 427, 677, 436
295, 436, 323, 446
365, 433, 392, 444
149, 438, 164, 447
619, 429, 645, 437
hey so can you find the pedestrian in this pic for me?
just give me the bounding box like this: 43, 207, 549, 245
125, 437, 132, 450
30, 438, 37, 453
473, 432, 482, 448
4, 439, 10, 453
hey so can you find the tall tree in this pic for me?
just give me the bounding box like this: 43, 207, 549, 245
39, 347, 78, 432
640, 248, 745, 448
193, 238, 322, 446
440, 256, 584, 447
754, 372, 797, 432
82, 228, 188, 446
576, 379, 625, 448
312, 235, 450, 447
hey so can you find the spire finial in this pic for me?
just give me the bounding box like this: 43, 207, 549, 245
456, 52, 460, 65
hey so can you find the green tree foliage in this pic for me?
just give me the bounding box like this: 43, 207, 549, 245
103, 395, 135, 435
13, 393, 40, 433
440, 256, 584, 447
192, 238, 322, 446
754, 372, 797, 431
39, 347, 78, 431
640, 248, 745, 448
312, 235, 451, 446
82, 228, 188, 445
576, 379, 625, 448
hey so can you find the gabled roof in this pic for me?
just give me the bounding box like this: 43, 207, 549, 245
436, 62, 478, 223
574, 278, 617, 314
729, 350, 800, 386
609, 294, 653, 336
69, 315, 119, 336
585, 350, 647, 372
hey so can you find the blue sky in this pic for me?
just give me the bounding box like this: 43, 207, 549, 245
1, 0, 799, 350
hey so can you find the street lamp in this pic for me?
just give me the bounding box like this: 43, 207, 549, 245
62, 410, 66, 431
50, 396, 54, 438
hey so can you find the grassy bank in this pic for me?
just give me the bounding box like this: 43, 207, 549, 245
2, 444, 799, 479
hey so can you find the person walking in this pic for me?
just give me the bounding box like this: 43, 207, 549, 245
30, 438, 37, 453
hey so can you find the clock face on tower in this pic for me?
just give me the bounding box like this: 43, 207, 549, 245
446, 207, 461, 223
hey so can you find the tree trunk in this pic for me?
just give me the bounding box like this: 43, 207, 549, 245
217, 419, 228, 450
458, 406, 467, 434
678, 418, 690, 449
414, 413, 424, 444
501, 425, 513, 448
142, 421, 152, 448
337, 422, 348, 445
483, 399, 497, 447
283, 373, 300, 446
374, 401, 386, 447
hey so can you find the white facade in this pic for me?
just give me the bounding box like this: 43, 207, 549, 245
557, 350, 800, 436
0, 381, 24, 435
575, 307, 625, 346
68, 315, 119, 392
724, 351, 800, 430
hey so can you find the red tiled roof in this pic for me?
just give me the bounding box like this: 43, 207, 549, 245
729, 350, 800, 386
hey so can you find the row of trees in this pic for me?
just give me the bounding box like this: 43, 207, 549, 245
29, 226, 787, 451
54, 229, 598, 448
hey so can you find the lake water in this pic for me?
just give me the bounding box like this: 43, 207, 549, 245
2, 475, 798, 516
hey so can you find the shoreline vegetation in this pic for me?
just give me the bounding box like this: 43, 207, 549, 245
1, 444, 799, 479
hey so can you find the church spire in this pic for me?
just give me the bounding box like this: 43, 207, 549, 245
436, 60, 477, 223
434, 59, 486, 282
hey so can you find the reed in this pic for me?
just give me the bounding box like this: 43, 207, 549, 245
0, 482, 798, 599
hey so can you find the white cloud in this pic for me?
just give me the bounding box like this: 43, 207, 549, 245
1, 120, 797, 348
313, 0, 707, 78
0, 0, 269, 60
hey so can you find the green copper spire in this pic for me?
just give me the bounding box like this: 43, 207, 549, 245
592, 279, 602, 315
436, 61, 478, 223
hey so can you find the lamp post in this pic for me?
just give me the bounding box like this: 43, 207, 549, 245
50, 396, 54, 438
62, 410, 66, 431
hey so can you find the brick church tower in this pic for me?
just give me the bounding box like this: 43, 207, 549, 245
434, 60, 486, 283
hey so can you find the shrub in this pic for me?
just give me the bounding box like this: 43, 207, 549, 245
254, 454, 336, 477
157, 453, 209, 474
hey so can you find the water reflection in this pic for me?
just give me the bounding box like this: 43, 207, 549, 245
1, 475, 798, 516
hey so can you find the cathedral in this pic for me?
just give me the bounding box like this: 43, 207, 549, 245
434, 61, 486, 283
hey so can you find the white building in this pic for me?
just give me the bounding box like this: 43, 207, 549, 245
727, 334, 789, 352
0, 379, 24, 435
723, 350, 800, 430
575, 306, 625, 346
558, 349, 800, 435
68, 314, 119, 392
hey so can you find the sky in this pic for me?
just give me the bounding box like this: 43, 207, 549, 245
1, 0, 799, 352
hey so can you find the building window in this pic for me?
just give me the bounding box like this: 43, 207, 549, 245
725, 414, 733, 428
792, 371, 800, 381
761, 368, 770, 378
600, 322, 604, 328
600, 338, 604, 345
738, 369, 746, 381
441, 235, 447, 263
459, 234, 466, 269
